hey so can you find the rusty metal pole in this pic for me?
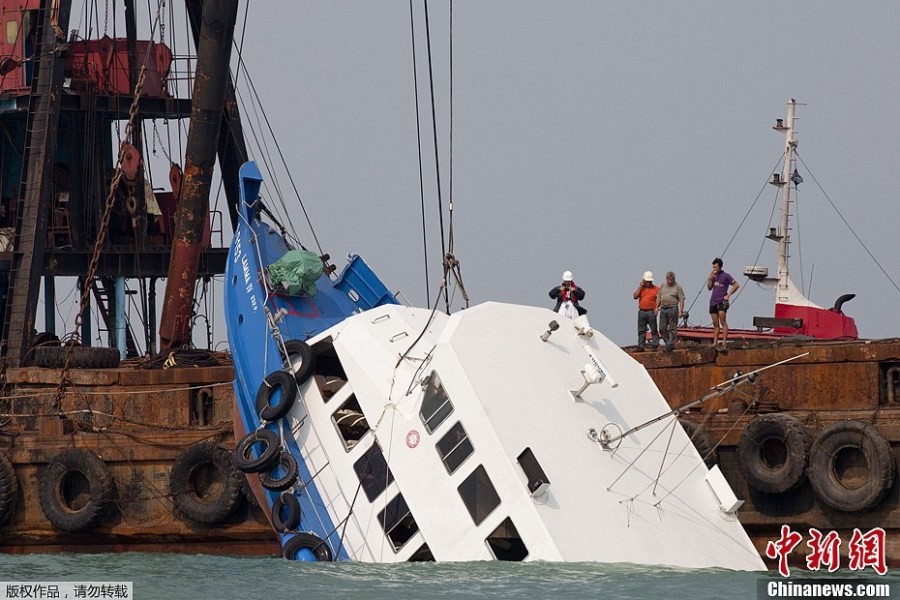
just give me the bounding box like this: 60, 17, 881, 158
186, 0, 249, 231
158, 0, 238, 350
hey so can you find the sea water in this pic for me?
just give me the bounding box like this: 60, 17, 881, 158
1, 554, 899, 600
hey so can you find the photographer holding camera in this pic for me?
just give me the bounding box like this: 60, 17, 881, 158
549, 270, 586, 319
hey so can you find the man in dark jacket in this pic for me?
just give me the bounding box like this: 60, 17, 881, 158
549, 270, 587, 317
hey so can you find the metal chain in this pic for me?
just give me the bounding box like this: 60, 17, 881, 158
151, 120, 172, 161
49, 4, 168, 407
52, 47, 154, 408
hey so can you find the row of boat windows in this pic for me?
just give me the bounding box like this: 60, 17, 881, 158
355, 370, 529, 560
354, 445, 527, 561
312, 339, 530, 560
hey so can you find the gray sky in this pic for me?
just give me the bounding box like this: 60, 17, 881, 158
230, 2, 900, 346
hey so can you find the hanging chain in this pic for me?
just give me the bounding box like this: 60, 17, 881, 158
151, 120, 172, 161
103, 0, 109, 36
52, 5, 165, 408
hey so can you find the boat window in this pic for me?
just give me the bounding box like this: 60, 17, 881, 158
435, 421, 473, 475
486, 517, 528, 561
419, 371, 453, 434
516, 447, 550, 495
353, 441, 394, 502
311, 337, 347, 402
378, 493, 419, 551
332, 395, 370, 450
457, 465, 500, 526
407, 544, 434, 562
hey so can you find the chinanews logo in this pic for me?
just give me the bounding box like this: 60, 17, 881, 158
766, 525, 887, 576
758, 525, 892, 600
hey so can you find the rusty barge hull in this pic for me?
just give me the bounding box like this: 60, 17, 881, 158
633, 337, 900, 567
0, 362, 277, 555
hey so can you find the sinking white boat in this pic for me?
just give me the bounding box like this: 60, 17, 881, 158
226, 162, 764, 569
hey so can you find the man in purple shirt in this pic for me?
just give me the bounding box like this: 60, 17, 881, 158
707, 257, 739, 350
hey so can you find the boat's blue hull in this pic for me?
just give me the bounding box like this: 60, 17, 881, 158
225, 161, 397, 561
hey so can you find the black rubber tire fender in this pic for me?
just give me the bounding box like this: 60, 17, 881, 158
255, 371, 299, 422
35, 346, 121, 369
282, 531, 333, 562
232, 428, 281, 474
808, 420, 895, 513
38, 449, 114, 532
678, 418, 717, 468
169, 441, 243, 524
260, 451, 299, 492
283, 340, 315, 385
272, 491, 301, 533
737, 413, 811, 494
0, 450, 17, 527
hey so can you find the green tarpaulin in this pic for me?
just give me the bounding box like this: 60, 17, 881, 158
267, 250, 323, 297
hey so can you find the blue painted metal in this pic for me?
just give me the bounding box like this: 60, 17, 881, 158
225, 161, 397, 562
334, 254, 397, 310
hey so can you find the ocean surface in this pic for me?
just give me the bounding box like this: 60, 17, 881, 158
1, 553, 899, 600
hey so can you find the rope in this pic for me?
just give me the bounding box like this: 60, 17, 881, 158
397, 279, 446, 367
796, 151, 900, 297
443, 253, 469, 308
422, 0, 449, 313
0, 402, 233, 431
139, 348, 226, 369
685, 153, 785, 323
231, 52, 322, 255
408, 0, 431, 306
0, 380, 232, 403
448, 0, 455, 303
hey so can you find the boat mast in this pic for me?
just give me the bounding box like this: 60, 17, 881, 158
769, 98, 813, 307
775, 99, 796, 299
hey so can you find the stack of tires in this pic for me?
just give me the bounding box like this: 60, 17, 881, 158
232, 340, 332, 562
738, 414, 895, 513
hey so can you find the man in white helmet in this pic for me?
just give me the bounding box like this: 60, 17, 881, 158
633, 271, 660, 351
549, 270, 586, 318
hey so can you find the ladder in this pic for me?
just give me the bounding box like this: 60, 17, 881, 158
2, 3, 71, 366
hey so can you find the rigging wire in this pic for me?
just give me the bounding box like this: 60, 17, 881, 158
447, 0, 454, 272
230, 75, 289, 232
725, 179, 782, 310
795, 151, 900, 297
684, 153, 786, 319
233, 1, 250, 91
408, 0, 431, 306
231, 52, 323, 254
422, 0, 449, 312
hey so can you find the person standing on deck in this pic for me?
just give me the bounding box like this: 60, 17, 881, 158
708, 257, 739, 350
656, 271, 685, 352
633, 271, 659, 351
